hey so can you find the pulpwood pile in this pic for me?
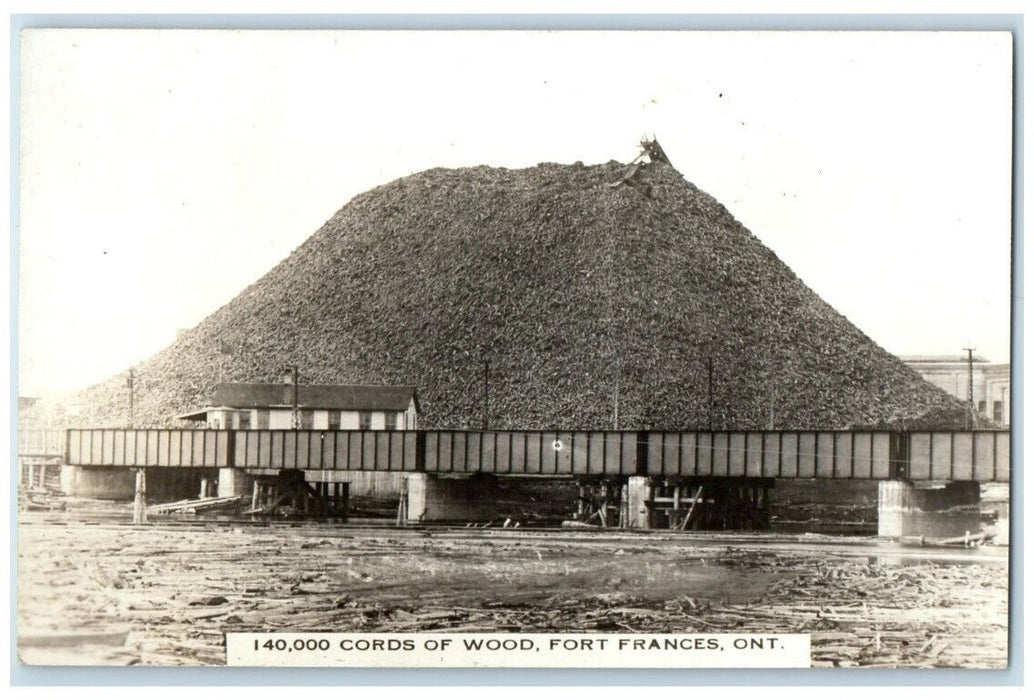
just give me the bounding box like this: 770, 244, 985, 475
17, 521, 1007, 668
63, 158, 969, 429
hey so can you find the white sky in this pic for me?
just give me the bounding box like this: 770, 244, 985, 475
16, 29, 1014, 398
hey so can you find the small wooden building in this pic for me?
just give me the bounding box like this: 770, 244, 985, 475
178, 382, 419, 431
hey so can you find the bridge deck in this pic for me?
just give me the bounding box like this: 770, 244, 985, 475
60, 428, 1011, 483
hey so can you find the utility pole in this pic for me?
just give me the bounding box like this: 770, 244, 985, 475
707, 357, 714, 431
963, 347, 976, 429
283, 364, 300, 429
126, 369, 135, 428
612, 371, 620, 430
482, 359, 489, 430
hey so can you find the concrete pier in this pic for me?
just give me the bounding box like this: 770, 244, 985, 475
405, 474, 503, 523
626, 476, 652, 529
218, 467, 255, 498
878, 480, 982, 539
994, 500, 1010, 545
58, 465, 137, 500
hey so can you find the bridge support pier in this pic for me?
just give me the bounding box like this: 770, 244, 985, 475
218, 467, 255, 498
625, 476, 653, 529
405, 474, 503, 524
877, 480, 982, 539
58, 465, 137, 500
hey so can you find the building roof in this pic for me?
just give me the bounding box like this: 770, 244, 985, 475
211, 383, 419, 412
900, 354, 990, 364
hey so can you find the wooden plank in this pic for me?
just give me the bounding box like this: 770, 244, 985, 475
930, 433, 952, 480
292, 431, 306, 469
762, 433, 780, 478
405, 431, 420, 472
621, 432, 638, 475
452, 432, 467, 473
146, 430, 160, 467
424, 432, 440, 472
361, 431, 377, 471
570, 432, 588, 475
587, 431, 604, 475
909, 433, 932, 480
871, 433, 891, 479
696, 433, 714, 477
994, 431, 1010, 482
205, 431, 220, 466
852, 432, 872, 479
87, 430, 101, 464
556, 431, 574, 474
157, 431, 170, 467
797, 433, 817, 478
343, 431, 360, 471
711, 433, 729, 477
746, 432, 764, 477
780, 432, 798, 478
511, 432, 527, 475
494, 432, 512, 474
728, 433, 745, 476
112, 430, 125, 465
480, 432, 496, 473
815, 433, 834, 478
526, 433, 542, 474
834, 433, 853, 478
270, 431, 284, 470
192, 430, 206, 466
323, 432, 337, 470
646, 432, 665, 475
973, 432, 995, 481
257, 431, 272, 469
465, 432, 482, 472
388, 431, 405, 471
540, 431, 556, 475
680, 432, 697, 476
307, 432, 323, 469
67, 431, 81, 464
126, 431, 140, 466
662, 432, 680, 477
952, 432, 974, 481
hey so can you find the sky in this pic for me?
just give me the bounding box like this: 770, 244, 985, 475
16, 29, 1014, 398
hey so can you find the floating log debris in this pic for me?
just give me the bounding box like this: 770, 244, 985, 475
147, 495, 248, 515
17, 516, 1008, 667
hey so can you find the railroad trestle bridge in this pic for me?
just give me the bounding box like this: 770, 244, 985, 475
27, 428, 1012, 539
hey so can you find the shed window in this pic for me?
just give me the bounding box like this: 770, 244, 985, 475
300, 410, 314, 430
384, 411, 398, 430
256, 410, 269, 429
238, 412, 251, 430
993, 401, 1003, 423
328, 411, 341, 431
359, 411, 373, 430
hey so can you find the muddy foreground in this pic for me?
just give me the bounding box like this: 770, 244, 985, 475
17, 509, 1009, 669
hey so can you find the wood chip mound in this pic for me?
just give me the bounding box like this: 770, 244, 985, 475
55, 158, 970, 430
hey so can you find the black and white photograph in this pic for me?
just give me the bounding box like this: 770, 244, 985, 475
14, 26, 1014, 672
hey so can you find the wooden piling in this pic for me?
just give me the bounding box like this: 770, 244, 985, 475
133, 469, 147, 524
396, 477, 409, 526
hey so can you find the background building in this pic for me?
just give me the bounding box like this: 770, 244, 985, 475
901, 354, 1010, 426
179, 382, 419, 431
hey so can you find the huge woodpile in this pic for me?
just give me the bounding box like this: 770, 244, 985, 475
63, 155, 969, 429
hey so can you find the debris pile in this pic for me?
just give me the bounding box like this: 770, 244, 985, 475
59, 152, 969, 429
